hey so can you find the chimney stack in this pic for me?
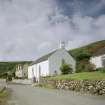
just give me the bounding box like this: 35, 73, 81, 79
60, 41, 65, 49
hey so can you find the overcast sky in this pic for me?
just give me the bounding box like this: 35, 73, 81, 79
0, 0, 105, 61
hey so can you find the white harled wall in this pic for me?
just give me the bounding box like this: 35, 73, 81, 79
90, 55, 103, 68
28, 60, 49, 81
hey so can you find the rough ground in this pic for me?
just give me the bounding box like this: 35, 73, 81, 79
7, 84, 105, 105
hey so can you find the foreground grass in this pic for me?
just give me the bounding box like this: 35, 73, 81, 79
35, 83, 55, 89
45, 71, 105, 80
0, 87, 9, 105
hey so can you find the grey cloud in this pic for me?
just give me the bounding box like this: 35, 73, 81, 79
0, 0, 105, 61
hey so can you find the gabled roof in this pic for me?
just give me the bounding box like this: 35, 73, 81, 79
30, 50, 57, 66
92, 47, 105, 57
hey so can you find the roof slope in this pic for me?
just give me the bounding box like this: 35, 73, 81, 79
92, 47, 105, 57
30, 50, 56, 65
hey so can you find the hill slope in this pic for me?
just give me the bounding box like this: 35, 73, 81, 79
69, 40, 105, 72
70, 40, 105, 60
0, 61, 32, 76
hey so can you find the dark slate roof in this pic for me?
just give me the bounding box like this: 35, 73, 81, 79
30, 50, 57, 66
92, 47, 105, 57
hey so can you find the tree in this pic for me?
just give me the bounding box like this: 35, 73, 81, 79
60, 59, 72, 74
76, 53, 90, 61
76, 61, 96, 73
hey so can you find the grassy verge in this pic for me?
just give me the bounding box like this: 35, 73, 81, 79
0, 87, 9, 105
44, 71, 105, 80
35, 83, 55, 89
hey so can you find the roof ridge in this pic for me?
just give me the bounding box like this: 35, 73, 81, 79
30, 49, 57, 66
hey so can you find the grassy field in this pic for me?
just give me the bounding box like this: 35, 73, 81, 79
0, 87, 9, 105
45, 71, 105, 80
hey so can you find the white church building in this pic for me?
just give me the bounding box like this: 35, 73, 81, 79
90, 47, 105, 69
28, 42, 76, 82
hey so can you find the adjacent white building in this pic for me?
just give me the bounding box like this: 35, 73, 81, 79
28, 42, 76, 82
15, 63, 29, 78
15, 64, 24, 78
90, 47, 105, 69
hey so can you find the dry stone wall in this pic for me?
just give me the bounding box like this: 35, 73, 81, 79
41, 79, 105, 95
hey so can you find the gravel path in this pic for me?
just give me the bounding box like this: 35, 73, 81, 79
7, 84, 105, 105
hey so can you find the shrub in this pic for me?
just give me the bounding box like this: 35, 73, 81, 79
76, 53, 90, 61
60, 60, 72, 74
75, 69, 82, 73
76, 62, 85, 73
84, 63, 96, 72
76, 61, 96, 73
0, 73, 8, 78
99, 67, 105, 73
7, 74, 12, 81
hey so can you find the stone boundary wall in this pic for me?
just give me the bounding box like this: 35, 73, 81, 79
41, 79, 105, 95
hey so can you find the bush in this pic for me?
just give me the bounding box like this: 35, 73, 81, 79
0, 73, 8, 78
102, 68, 105, 73
84, 63, 96, 72
60, 62, 72, 74
76, 61, 95, 73
6, 74, 12, 81
96, 67, 105, 73
76, 62, 86, 73
76, 53, 90, 61
75, 69, 82, 73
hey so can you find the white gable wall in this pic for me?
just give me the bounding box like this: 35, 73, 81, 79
28, 65, 35, 79
15, 70, 23, 78
90, 55, 105, 68
49, 49, 76, 75
36, 60, 49, 77
28, 60, 49, 81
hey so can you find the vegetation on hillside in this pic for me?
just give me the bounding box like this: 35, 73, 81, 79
70, 40, 105, 59
0, 87, 9, 105
69, 40, 105, 72
0, 61, 32, 78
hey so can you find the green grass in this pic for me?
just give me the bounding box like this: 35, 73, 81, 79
0, 88, 9, 105
35, 83, 55, 89
0, 88, 8, 97
45, 71, 105, 80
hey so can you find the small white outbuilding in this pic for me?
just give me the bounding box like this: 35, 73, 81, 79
90, 47, 105, 69
28, 42, 76, 82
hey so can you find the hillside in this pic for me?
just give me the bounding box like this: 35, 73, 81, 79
69, 40, 105, 72
70, 40, 105, 60
0, 61, 32, 76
